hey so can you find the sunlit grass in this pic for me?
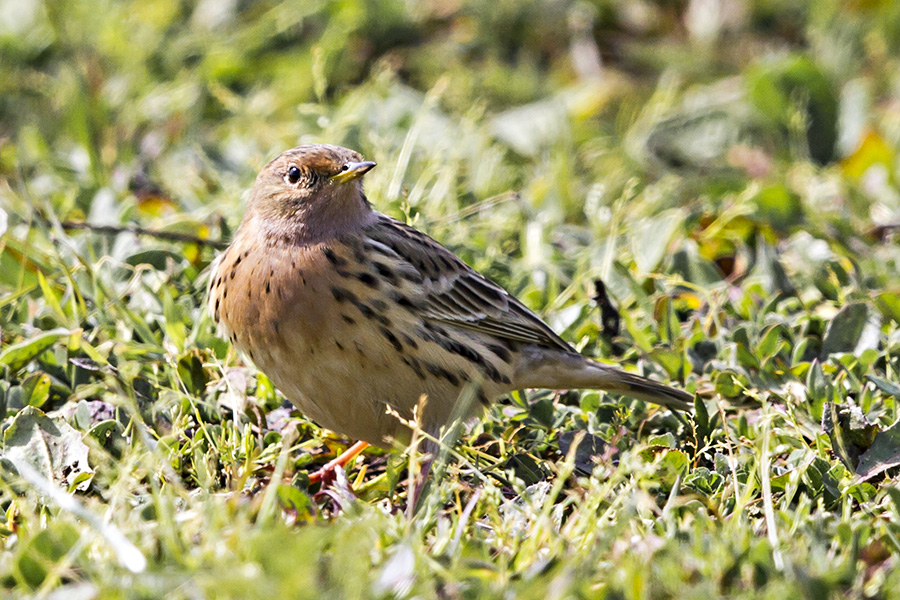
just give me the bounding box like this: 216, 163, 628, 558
2, 0, 900, 597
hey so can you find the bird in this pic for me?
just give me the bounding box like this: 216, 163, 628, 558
208, 143, 692, 483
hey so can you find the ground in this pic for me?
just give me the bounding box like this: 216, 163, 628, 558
2, 0, 900, 598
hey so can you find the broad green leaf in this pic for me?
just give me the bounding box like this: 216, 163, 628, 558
754, 238, 794, 294
176, 350, 209, 396
648, 433, 677, 448
0, 328, 71, 372
20, 372, 50, 408
650, 347, 685, 378
73, 401, 92, 430
874, 292, 900, 324
693, 394, 710, 440
746, 54, 838, 164
821, 303, 882, 358
670, 241, 723, 286
867, 375, 900, 399
529, 398, 555, 428
0, 238, 44, 290
88, 420, 126, 457
644, 109, 745, 170
276, 484, 315, 522
757, 324, 786, 360
856, 417, 900, 482
2, 406, 94, 491
15, 522, 80, 589
125, 249, 181, 270
630, 210, 684, 274
715, 371, 746, 398
846, 481, 877, 503
684, 466, 724, 495
658, 448, 689, 478
558, 430, 607, 476
806, 360, 827, 402
752, 185, 802, 231
505, 453, 548, 486
805, 456, 842, 501
823, 403, 877, 471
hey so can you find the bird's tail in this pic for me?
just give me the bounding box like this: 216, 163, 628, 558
514, 350, 693, 411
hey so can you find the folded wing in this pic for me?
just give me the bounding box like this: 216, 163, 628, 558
363, 215, 573, 351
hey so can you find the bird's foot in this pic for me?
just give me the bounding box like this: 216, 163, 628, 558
308, 440, 370, 486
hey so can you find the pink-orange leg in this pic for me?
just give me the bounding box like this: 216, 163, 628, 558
308, 440, 370, 484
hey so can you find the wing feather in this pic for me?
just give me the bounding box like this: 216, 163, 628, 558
363, 215, 572, 351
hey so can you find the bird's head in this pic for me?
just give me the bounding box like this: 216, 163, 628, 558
245, 144, 377, 242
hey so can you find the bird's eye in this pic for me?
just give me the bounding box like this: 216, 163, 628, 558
339, 164, 349, 172
286, 166, 302, 184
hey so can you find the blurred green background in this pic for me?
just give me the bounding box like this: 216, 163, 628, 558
3, 0, 900, 597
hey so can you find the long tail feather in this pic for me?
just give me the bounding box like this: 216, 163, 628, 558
514, 350, 693, 411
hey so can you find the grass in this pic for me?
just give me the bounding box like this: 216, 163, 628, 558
3, 0, 900, 597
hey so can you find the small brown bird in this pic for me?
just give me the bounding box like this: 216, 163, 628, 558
209, 144, 691, 479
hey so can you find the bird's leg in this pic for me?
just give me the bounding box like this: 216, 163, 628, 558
308, 440, 370, 485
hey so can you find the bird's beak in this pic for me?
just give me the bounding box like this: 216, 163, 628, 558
330, 161, 377, 185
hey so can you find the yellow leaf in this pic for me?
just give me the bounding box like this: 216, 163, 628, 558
137, 195, 177, 218
843, 130, 894, 180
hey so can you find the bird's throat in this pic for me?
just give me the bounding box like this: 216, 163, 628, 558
248, 185, 374, 248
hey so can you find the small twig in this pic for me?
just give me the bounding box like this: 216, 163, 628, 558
57, 220, 229, 249
30, 209, 228, 249
427, 191, 520, 226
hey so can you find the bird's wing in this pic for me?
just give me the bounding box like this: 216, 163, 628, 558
362, 215, 573, 351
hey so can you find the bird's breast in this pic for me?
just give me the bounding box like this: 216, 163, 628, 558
208, 233, 514, 445
211, 238, 339, 356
